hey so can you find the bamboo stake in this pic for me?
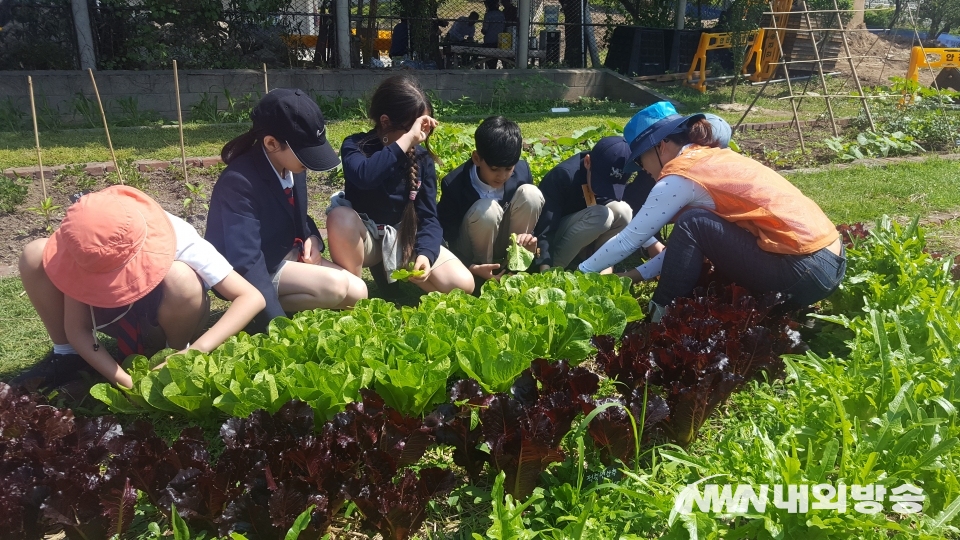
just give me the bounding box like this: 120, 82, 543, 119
26, 76, 47, 201
768, 1, 805, 153
833, 0, 874, 130
801, 1, 839, 136
263, 63, 269, 94
173, 60, 188, 184
87, 68, 123, 185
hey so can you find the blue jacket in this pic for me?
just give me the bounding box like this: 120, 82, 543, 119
340, 132, 443, 264
533, 151, 656, 267
437, 159, 533, 246
205, 147, 322, 332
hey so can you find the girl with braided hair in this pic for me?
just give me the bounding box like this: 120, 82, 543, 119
328, 74, 475, 294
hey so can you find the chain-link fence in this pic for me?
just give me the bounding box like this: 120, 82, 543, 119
0, 0, 730, 71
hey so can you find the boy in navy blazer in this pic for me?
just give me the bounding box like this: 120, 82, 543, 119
437, 116, 544, 281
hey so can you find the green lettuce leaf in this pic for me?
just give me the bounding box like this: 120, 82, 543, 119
506, 233, 535, 272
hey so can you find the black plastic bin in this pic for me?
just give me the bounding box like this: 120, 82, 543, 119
603, 26, 665, 77
663, 29, 704, 74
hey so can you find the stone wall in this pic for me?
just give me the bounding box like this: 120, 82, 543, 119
0, 68, 672, 123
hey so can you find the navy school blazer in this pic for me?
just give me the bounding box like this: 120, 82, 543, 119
533, 152, 656, 267
205, 147, 322, 333
340, 132, 443, 264
436, 159, 533, 246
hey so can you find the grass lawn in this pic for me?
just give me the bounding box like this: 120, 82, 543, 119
653, 76, 870, 124
0, 109, 639, 169
2, 156, 959, 379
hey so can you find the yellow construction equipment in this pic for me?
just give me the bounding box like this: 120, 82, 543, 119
906, 46, 960, 82
684, 30, 764, 92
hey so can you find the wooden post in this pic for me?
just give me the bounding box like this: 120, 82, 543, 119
26, 76, 47, 201
263, 63, 269, 94
802, 1, 839, 136
173, 60, 188, 184
87, 68, 123, 185
833, 0, 875, 130
768, 2, 806, 153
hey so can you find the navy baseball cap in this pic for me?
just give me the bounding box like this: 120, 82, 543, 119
251, 88, 340, 172
587, 136, 631, 201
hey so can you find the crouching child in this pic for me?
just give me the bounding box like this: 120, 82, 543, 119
15, 186, 265, 391
437, 115, 544, 282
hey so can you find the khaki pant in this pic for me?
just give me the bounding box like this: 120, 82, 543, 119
454, 184, 545, 264
550, 200, 632, 269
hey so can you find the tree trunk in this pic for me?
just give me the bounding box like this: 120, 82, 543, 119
850, 0, 865, 28
888, 0, 902, 30
560, 0, 584, 67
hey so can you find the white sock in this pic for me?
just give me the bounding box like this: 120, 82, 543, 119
52, 343, 77, 355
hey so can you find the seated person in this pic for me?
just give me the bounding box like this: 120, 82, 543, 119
533, 136, 661, 272
579, 102, 844, 322
438, 115, 544, 282
14, 186, 265, 390
390, 18, 409, 59
447, 11, 480, 42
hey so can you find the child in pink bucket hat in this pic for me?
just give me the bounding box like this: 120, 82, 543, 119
15, 186, 265, 390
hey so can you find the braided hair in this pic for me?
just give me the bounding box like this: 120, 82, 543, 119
367, 74, 440, 265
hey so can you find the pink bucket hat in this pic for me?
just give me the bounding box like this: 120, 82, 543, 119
42, 186, 176, 308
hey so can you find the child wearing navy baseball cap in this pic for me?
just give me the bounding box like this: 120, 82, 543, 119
205, 88, 367, 333
532, 136, 663, 271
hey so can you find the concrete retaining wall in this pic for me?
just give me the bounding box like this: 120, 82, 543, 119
0, 68, 672, 123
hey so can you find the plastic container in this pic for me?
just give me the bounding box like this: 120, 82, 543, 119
498, 32, 513, 50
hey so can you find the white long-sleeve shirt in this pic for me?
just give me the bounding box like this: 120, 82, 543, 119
578, 170, 714, 278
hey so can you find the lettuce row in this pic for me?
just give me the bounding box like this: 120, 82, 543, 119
93, 272, 643, 423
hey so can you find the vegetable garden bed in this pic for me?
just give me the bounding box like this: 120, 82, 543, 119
4, 217, 960, 539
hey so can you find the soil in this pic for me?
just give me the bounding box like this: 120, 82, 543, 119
841, 29, 937, 87
0, 166, 343, 271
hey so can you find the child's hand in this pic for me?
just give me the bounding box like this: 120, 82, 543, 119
408, 115, 438, 144
470, 263, 505, 281
515, 233, 537, 253
409, 255, 432, 283
302, 235, 324, 265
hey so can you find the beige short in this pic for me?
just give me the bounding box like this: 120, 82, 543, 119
359, 218, 459, 270
269, 247, 301, 293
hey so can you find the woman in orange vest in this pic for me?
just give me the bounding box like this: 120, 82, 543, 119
578, 102, 845, 321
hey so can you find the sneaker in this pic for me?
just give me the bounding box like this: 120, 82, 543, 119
10, 353, 93, 391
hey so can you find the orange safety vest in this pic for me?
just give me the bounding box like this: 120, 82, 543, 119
660, 145, 838, 255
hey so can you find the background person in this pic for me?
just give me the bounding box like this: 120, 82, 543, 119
206, 89, 366, 334
327, 74, 475, 295
481, 0, 505, 68
447, 11, 480, 42
437, 116, 543, 282
16, 186, 265, 390
579, 102, 845, 321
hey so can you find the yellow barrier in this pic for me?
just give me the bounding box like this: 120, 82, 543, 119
684, 30, 764, 92
907, 46, 960, 82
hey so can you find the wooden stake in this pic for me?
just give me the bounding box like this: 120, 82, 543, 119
263, 63, 269, 94
26, 76, 48, 201
173, 60, 188, 183
87, 68, 123, 185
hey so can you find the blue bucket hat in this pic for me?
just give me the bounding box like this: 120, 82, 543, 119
622, 102, 704, 176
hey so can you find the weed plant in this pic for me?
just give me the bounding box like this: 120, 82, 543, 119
71, 92, 99, 128
113, 96, 163, 127
0, 98, 26, 133
0, 176, 28, 213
